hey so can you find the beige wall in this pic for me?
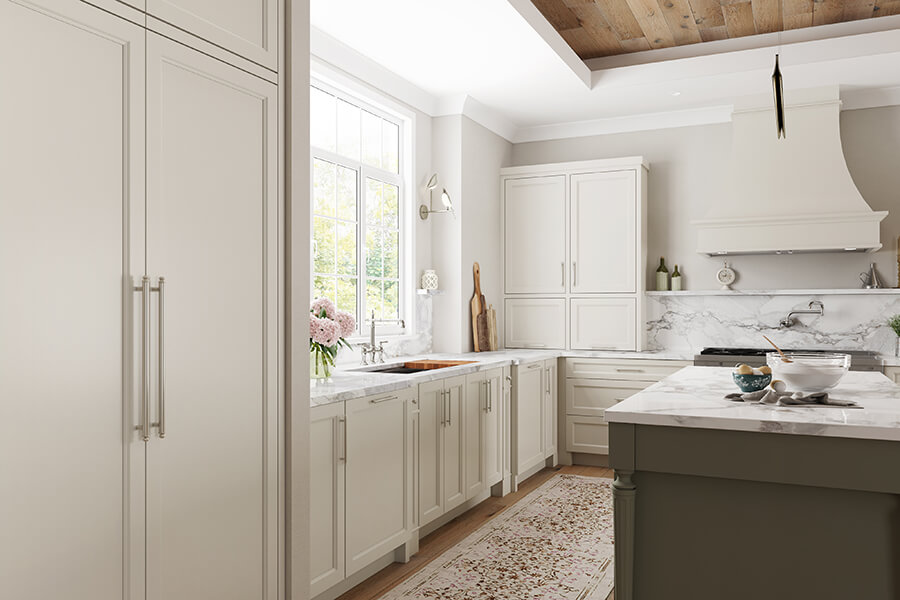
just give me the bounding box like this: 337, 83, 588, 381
511, 105, 900, 291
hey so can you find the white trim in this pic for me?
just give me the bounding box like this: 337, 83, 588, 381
842, 85, 900, 112
504, 0, 592, 88
585, 15, 900, 71
501, 157, 648, 177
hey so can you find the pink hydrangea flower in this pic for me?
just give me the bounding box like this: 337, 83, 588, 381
310, 297, 336, 319
335, 310, 356, 338
310, 315, 341, 347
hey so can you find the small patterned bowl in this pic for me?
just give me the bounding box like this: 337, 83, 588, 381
732, 372, 772, 393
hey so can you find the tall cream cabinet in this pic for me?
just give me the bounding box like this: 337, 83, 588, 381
0, 2, 280, 600
502, 158, 648, 351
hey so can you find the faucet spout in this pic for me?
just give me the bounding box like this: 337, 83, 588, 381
780, 300, 824, 328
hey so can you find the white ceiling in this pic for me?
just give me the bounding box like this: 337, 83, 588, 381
310, 0, 900, 142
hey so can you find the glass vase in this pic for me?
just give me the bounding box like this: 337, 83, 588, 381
310, 346, 331, 380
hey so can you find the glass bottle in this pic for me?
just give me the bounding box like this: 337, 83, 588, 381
671, 264, 682, 291
656, 257, 669, 291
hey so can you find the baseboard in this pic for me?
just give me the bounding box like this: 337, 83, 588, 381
312, 550, 398, 600
418, 488, 492, 538
572, 452, 610, 468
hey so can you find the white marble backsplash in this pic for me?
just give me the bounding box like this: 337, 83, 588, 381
646, 292, 900, 355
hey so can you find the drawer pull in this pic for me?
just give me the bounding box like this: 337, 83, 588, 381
369, 395, 398, 404
615, 368, 644, 373
524, 344, 547, 349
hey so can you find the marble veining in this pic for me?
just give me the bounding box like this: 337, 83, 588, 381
605, 366, 900, 442
646, 292, 900, 357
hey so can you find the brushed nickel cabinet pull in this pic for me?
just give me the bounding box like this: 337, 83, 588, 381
561, 262, 565, 287
446, 390, 452, 427
156, 277, 166, 438
615, 368, 644, 373
572, 262, 577, 287
135, 276, 151, 442
339, 417, 347, 462
440, 390, 446, 426
369, 395, 398, 404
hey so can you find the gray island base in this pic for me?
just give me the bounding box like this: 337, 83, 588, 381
606, 367, 900, 600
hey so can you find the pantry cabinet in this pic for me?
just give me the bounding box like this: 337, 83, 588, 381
1, 3, 282, 600
418, 376, 467, 527
501, 158, 647, 351
464, 368, 504, 500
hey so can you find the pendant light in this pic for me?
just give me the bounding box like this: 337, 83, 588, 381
772, 53, 785, 139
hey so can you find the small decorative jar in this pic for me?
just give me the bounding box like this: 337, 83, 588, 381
421, 269, 439, 290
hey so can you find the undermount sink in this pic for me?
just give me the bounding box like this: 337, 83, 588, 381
365, 359, 476, 374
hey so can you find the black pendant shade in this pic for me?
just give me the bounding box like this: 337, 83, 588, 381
772, 54, 786, 139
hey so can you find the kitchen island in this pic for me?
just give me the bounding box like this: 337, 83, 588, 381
605, 366, 900, 600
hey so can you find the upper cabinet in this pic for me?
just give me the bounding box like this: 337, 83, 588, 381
501, 159, 648, 351
570, 170, 637, 294
504, 176, 567, 294
146, 0, 278, 70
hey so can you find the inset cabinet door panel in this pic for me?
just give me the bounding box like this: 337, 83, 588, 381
505, 298, 566, 349
484, 370, 504, 487
565, 416, 610, 455
417, 381, 444, 527
570, 170, 637, 293
345, 390, 411, 577
0, 3, 146, 599
147, 0, 277, 70
571, 298, 637, 351
309, 403, 345, 597
565, 379, 649, 418
464, 375, 486, 500
442, 376, 467, 513
504, 176, 566, 294
543, 360, 558, 457
145, 35, 278, 600
514, 362, 545, 475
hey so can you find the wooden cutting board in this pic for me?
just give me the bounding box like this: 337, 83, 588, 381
487, 305, 498, 351
471, 263, 483, 351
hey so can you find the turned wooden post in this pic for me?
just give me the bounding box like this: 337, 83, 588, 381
612, 469, 636, 600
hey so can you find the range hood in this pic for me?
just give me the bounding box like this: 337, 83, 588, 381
694, 86, 887, 256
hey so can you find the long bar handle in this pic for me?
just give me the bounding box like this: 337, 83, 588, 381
487, 380, 493, 412
338, 417, 347, 462
561, 262, 565, 287
139, 277, 151, 442
369, 395, 398, 404
157, 277, 166, 438
446, 389, 452, 427
572, 262, 577, 287
440, 390, 446, 426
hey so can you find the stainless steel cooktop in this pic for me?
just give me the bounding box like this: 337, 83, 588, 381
693, 347, 882, 371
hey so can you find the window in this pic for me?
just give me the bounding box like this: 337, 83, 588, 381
310, 82, 406, 337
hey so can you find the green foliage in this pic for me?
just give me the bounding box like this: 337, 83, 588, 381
889, 315, 900, 337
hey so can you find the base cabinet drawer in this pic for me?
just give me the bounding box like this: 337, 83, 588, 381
565, 379, 649, 418
565, 358, 689, 380
505, 298, 566, 349
565, 416, 609, 454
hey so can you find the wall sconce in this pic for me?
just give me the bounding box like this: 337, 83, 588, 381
419, 173, 454, 220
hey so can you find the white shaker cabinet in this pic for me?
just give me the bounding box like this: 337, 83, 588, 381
503, 176, 567, 294
145, 34, 279, 600
464, 368, 505, 500
418, 376, 467, 527
309, 403, 346, 597
570, 298, 638, 351
543, 359, 559, 460
512, 361, 546, 480
570, 170, 637, 293
504, 298, 566, 350
146, 0, 278, 70
0, 3, 145, 598
345, 389, 414, 577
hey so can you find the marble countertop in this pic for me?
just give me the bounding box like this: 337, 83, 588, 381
310, 348, 694, 407
605, 366, 900, 442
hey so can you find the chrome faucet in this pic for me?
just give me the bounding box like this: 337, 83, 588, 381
358, 310, 406, 365
780, 300, 824, 328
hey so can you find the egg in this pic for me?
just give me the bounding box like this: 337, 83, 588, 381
735, 364, 753, 375
758, 365, 772, 375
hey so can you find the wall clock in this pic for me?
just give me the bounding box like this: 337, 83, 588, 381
717, 262, 736, 290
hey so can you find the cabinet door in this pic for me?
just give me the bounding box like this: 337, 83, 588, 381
0, 3, 146, 599
505, 298, 566, 349
514, 362, 545, 475
544, 360, 558, 458
309, 404, 345, 597
145, 35, 279, 600
147, 0, 277, 70
443, 376, 467, 513
418, 381, 444, 527
504, 176, 566, 294
483, 370, 504, 487
345, 390, 411, 577
884, 367, 900, 384
464, 374, 486, 500
570, 170, 637, 293
565, 416, 611, 455
565, 379, 650, 418
571, 298, 637, 351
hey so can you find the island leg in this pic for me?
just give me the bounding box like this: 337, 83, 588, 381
613, 469, 636, 600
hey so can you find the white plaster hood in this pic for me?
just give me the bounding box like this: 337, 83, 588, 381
694, 86, 887, 256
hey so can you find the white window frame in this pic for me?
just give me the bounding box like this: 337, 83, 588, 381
309, 73, 415, 340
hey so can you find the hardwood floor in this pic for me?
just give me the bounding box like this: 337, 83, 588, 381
336, 465, 615, 600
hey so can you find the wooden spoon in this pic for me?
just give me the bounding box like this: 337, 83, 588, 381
763, 335, 793, 363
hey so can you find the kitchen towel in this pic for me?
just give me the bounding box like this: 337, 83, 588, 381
724, 388, 860, 408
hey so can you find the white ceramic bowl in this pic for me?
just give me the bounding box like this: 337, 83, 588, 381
766, 352, 851, 393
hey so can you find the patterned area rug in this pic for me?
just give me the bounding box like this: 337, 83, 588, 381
379, 474, 614, 600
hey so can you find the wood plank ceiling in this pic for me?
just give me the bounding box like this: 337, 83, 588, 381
532, 0, 900, 59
